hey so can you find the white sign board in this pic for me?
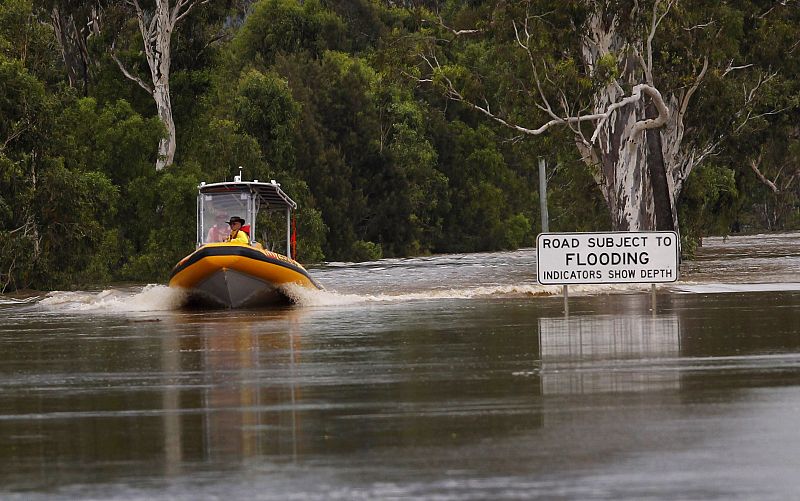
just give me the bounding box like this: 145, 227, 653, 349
536, 231, 679, 285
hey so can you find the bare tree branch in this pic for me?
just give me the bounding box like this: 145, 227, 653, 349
512, 19, 559, 123
679, 56, 709, 124
744, 70, 778, 104
758, 0, 796, 19
173, 0, 210, 25
1, 121, 30, 151
684, 20, 715, 31
673, 141, 719, 196
429, 64, 668, 141
721, 59, 754, 78
734, 107, 789, 134
109, 41, 153, 94
427, 13, 483, 36
749, 152, 779, 193
645, 0, 676, 85
1, 256, 16, 294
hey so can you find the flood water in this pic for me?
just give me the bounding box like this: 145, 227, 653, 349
2, 233, 800, 500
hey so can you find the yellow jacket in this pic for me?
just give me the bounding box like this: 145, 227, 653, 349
226, 230, 250, 244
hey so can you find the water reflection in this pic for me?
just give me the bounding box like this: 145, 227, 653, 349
160, 310, 306, 471
162, 326, 182, 476
538, 314, 681, 394
3, 233, 800, 498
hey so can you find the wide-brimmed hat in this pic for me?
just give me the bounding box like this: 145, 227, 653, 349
227, 216, 245, 225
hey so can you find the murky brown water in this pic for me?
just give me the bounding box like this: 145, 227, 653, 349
1, 233, 800, 499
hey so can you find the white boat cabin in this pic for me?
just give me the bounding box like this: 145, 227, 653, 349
197, 174, 297, 256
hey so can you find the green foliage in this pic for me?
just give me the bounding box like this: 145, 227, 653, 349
501, 213, 532, 250
0, 0, 169, 290
350, 240, 382, 262
187, 119, 266, 182
54, 98, 163, 183
295, 206, 327, 263
0, 55, 48, 153
121, 164, 199, 282
594, 53, 618, 85
2, 0, 799, 291
429, 120, 537, 252
35, 165, 120, 287
0, 0, 61, 84
679, 162, 739, 255
233, 69, 300, 169
229, 0, 347, 70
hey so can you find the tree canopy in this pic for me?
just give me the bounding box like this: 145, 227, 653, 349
1, 0, 798, 291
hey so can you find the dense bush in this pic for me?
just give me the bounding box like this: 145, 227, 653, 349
0, 0, 798, 291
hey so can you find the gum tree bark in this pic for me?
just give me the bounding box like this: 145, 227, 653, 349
574, 2, 712, 232
50, 4, 102, 96
646, 100, 673, 231
421, 0, 725, 235
111, 0, 207, 170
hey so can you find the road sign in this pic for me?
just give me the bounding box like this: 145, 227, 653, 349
536, 231, 679, 285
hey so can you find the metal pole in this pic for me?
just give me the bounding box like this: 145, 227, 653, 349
249, 195, 256, 244
286, 208, 291, 257
538, 157, 549, 233
198, 192, 203, 247
651, 283, 656, 314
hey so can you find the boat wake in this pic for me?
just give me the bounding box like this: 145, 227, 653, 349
37, 285, 188, 312
0, 296, 40, 305
30, 279, 800, 313
30, 281, 653, 313
668, 281, 800, 294
280, 282, 652, 307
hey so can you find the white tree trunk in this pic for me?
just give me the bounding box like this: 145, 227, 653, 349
580, 15, 658, 231
112, 0, 205, 170
153, 82, 176, 170
147, 1, 175, 170
425, 2, 720, 236
579, 5, 711, 234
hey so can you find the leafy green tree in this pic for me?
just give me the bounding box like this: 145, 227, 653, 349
108, 0, 212, 170
405, 0, 795, 245
0, 64, 123, 289
233, 68, 300, 171
3, 0, 800, 293
49, 97, 163, 263
228, 0, 347, 71
186, 118, 266, 183
121, 163, 200, 280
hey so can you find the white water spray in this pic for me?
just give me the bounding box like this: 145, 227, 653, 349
281, 282, 651, 307
38, 285, 187, 312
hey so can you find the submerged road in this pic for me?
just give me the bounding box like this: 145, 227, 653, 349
1, 233, 800, 499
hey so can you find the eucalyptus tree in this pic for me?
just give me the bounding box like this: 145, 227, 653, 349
110, 0, 209, 170
729, 1, 800, 230
40, 0, 104, 95
0, 0, 143, 290
412, 0, 778, 237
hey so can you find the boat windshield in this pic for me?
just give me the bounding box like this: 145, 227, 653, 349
195, 180, 297, 253
198, 190, 255, 244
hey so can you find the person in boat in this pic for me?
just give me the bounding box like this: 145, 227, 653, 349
206, 214, 228, 243
226, 216, 250, 244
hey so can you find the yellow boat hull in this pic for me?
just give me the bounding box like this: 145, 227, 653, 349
169, 243, 321, 308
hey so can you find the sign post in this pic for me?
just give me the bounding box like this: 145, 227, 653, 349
538, 158, 549, 233
536, 231, 679, 311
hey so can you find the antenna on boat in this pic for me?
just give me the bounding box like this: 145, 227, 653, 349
235, 166, 243, 183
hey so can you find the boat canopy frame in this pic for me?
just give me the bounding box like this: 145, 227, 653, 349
197, 179, 297, 254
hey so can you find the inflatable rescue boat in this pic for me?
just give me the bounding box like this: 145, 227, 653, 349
169, 174, 321, 308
